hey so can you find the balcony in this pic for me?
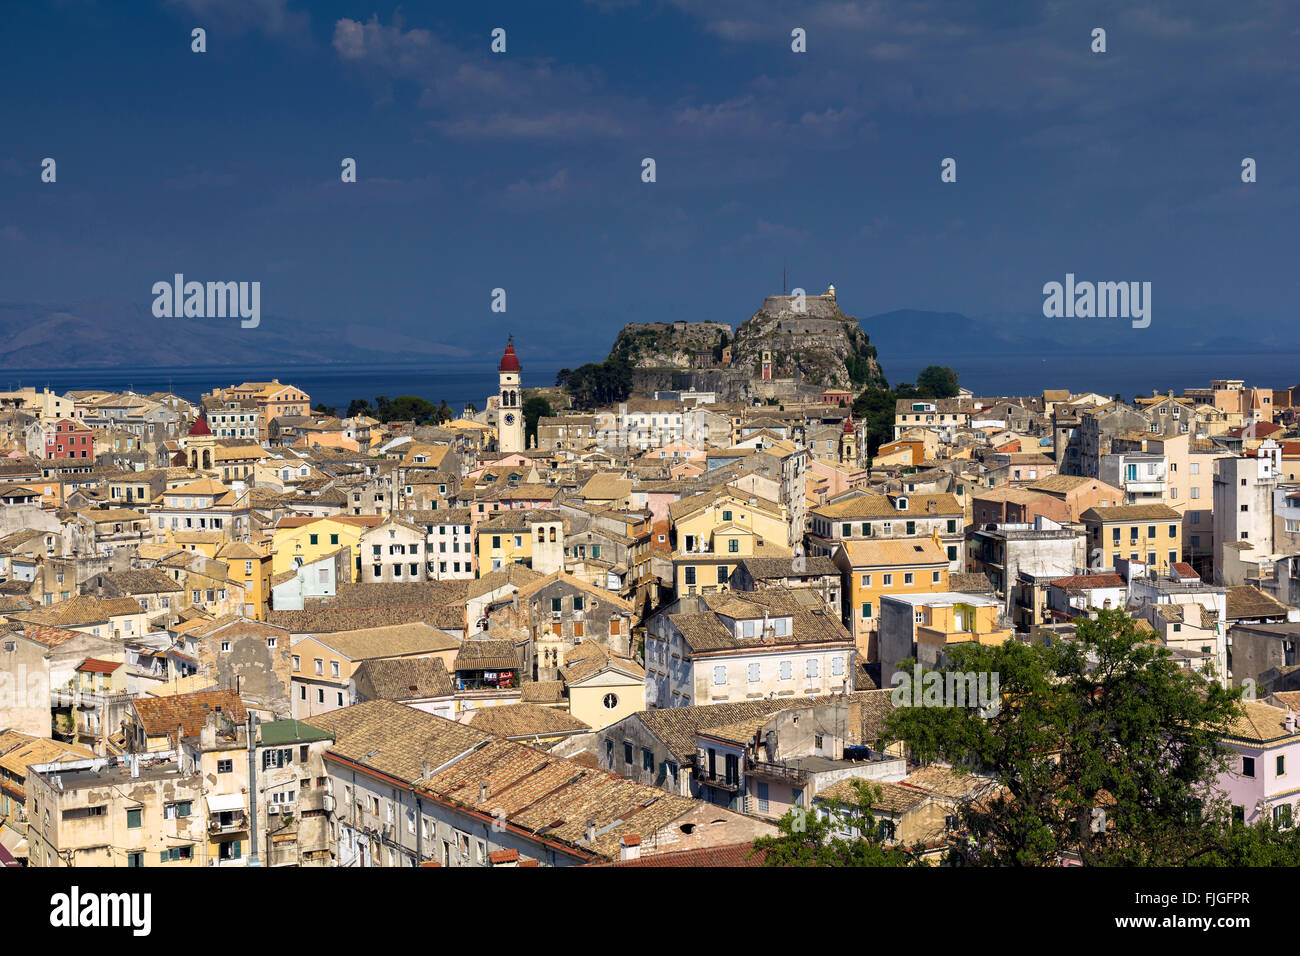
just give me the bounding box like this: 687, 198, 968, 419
747, 761, 809, 785
209, 811, 249, 836
698, 772, 741, 793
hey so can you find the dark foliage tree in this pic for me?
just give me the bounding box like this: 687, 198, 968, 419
885, 609, 1244, 866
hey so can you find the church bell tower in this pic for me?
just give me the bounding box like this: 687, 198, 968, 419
497, 337, 524, 454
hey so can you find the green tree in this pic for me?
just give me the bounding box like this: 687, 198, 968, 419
312, 402, 337, 417
381, 395, 438, 424
523, 395, 553, 446
885, 609, 1243, 866
752, 781, 918, 866
562, 357, 633, 408
346, 398, 375, 419
851, 384, 896, 457
915, 365, 960, 399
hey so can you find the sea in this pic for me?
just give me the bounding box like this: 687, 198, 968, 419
2, 351, 1298, 411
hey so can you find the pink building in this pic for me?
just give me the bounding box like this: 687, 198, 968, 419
1215, 700, 1300, 826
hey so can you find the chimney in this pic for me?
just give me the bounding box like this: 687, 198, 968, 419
130, 754, 140, 779
585, 820, 597, 843
1288, 712, 1296, 734
619, 834, 642, 861
479, 781, 488, 803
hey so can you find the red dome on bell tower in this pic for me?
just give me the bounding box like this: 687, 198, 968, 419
188, 415, 212, 437
498, 338, 521, 373
842, 416, 856, 435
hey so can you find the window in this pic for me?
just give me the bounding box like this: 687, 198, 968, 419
1278, 755, 1286, 776
331, 661, 340, 678
127, 808, 142, 829
882, 574, 893, 586
861, 602, 872, 619
860, 573, 871, 587
164, 801, 192, 819
624, 742, 633, 765
713, 665, 727, 686
292, 655, 300, 672
806, 659, 819, 678
748, 662, 760, 683
217, 759, 232, 773
685, 566, 696, 586
780, 660, 792, 680
315, 659, 324, 675
1243, 756, 1256, 778
903, 572, 914, 585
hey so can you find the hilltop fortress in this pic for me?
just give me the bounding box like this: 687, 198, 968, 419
609, 286, 886, 402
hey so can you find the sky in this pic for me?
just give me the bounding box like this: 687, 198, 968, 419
1, 0, 1298, 372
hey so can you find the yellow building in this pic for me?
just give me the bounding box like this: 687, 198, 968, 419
669, 487, 789, 557
832, 535, 950, 660
1080, 504, 1184, 573
672, 523, 792, 596
475, 509, 564, 574
558, 642, 646, 730
271, 514, 382, 577
218, 541, 273, 620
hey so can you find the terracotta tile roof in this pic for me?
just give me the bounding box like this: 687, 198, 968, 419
351, 657, 454, 701
0, 736, 96, 779
595, 843, 766, 867
416, 736, 698, 861
839, 537, 950, 569
14, 625, 86, 649
816, 778, 928, 813
75, 658, 122, 674
519, 680, 566, 704
132, 689, 248, 743
1222, 700, 1299, 744
1048, 574, 1125, 590
1225, 585, 1293, 621
669, 589, 853, 653
637, 689, 895, 762
948, 571, 996, 593
466, 703, 590, 738
453, 640, 521, 672
270, 605, 465, 633
1081, 504, 1181, 522
309, 622, 460, 661
311, 700, 494, 783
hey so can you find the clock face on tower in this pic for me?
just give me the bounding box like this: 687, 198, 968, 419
503, 413, 516, 425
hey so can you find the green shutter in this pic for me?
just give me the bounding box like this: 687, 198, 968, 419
232, 840, 242, 860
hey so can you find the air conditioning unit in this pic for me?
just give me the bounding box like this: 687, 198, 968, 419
268, 804, 281, 815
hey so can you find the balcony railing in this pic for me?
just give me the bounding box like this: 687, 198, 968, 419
698, 772, 741, 792
748, 761, 809, 785
209, 812, 249, 835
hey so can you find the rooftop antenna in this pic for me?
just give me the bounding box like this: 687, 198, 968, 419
782, 262, 787, 296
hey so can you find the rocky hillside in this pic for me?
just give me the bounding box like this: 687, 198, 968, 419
731, 288, 883, 391
608, 287, 884, 394
609, 321, 732, 369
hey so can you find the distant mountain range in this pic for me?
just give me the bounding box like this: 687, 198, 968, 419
0, 297, 1283, 372
0, 299, 471, 369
